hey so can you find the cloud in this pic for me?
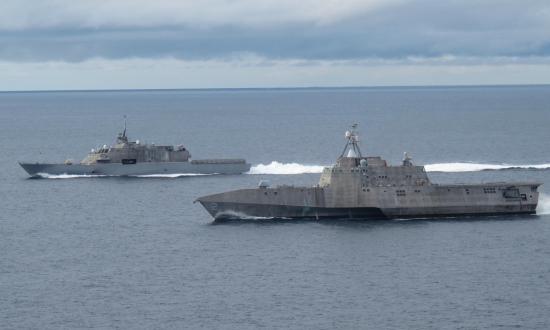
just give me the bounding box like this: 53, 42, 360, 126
1, 1, 549, 89
0, 0, 549, 63
2, 56, 550, 91
0, 0, 401, 30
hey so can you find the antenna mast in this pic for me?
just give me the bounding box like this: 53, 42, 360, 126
340, 123, 362, 158
123, 115, 127, 138
117, 115, 129, 144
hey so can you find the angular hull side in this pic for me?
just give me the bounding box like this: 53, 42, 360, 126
199, 201, 387, 220
199, 201, 536, 220
379, 204, 537, 219
19, 161, 251, 177
197, 183, 540, 220
374, 184, 539, 218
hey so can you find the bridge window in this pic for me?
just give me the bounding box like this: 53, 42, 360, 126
396, 190, 406, 196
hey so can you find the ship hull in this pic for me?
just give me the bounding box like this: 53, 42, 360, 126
198, 201, 537, 220
197, 129, 542, 221
19, 160, 250, 177
199, 202, 388, 220
197, 183, 540, 220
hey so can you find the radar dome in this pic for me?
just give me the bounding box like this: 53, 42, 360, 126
345, 131, 351, 138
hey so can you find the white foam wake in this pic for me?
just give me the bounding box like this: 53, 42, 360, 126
425, 163, 550, 172
248, 161, 326, 175
247, 161, 550, 175
537, 193, 550, 215
215, 210, 275, 220
134, 173, 213, 178
35, 173, 213, 179
36, 173, 110, 179
32, 161, 550, 178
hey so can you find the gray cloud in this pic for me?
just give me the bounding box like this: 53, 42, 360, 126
0, 0, 549, 62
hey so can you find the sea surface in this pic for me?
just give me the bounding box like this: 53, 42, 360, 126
1, 86, 550, 329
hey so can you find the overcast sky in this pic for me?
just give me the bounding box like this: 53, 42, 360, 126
1, 0, 550, 90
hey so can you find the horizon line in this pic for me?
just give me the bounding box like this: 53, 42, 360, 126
2, 83, 550, 93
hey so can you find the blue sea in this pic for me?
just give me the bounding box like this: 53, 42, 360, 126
1, 86, 550, 329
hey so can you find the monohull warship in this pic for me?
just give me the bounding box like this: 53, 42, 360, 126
19, 121, 250, 177
197, 125, 541, 220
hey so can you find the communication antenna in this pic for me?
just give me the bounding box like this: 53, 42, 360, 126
340, 123, 362, 158
117, 115, 129, 144
123, 115, 127, 138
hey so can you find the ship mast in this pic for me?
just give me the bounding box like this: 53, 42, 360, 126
117, 115, 129, 144
123, 115, 127, 138
340, 123, 362, 158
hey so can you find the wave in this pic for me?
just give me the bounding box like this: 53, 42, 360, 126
247, 161, 326, 175
32, 161, 550, 179
424, 162, 550, 172
248, 161, 550, 175
537, 193, 550, 215
134, 173, 213, 178
35, 172, 213, 179
35, 173, 110, 179
214, 210, 276, 220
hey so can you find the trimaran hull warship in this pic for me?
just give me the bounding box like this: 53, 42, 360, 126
198, 125, 541, 220
19, 119, 250, 177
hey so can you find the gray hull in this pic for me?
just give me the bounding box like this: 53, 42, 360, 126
19, 160, 250, 177
197, 183, 539, 220
200, 201, 537, 220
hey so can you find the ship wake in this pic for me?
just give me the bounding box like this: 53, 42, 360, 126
537, 193, 550, 215
425, 162, 550, 172
134, 173, 213, 178
31, 161, 550, 178
34, 173, 213, 179
248, 161, 550, 175
248, 161, 326, 175
34, 173, 111, 179
214, 210, 276, 220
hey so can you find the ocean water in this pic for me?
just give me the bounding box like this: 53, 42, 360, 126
1, 86, 550, 329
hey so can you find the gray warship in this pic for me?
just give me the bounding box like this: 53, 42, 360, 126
197, 125, 541, 220
19, 121, 250, 177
